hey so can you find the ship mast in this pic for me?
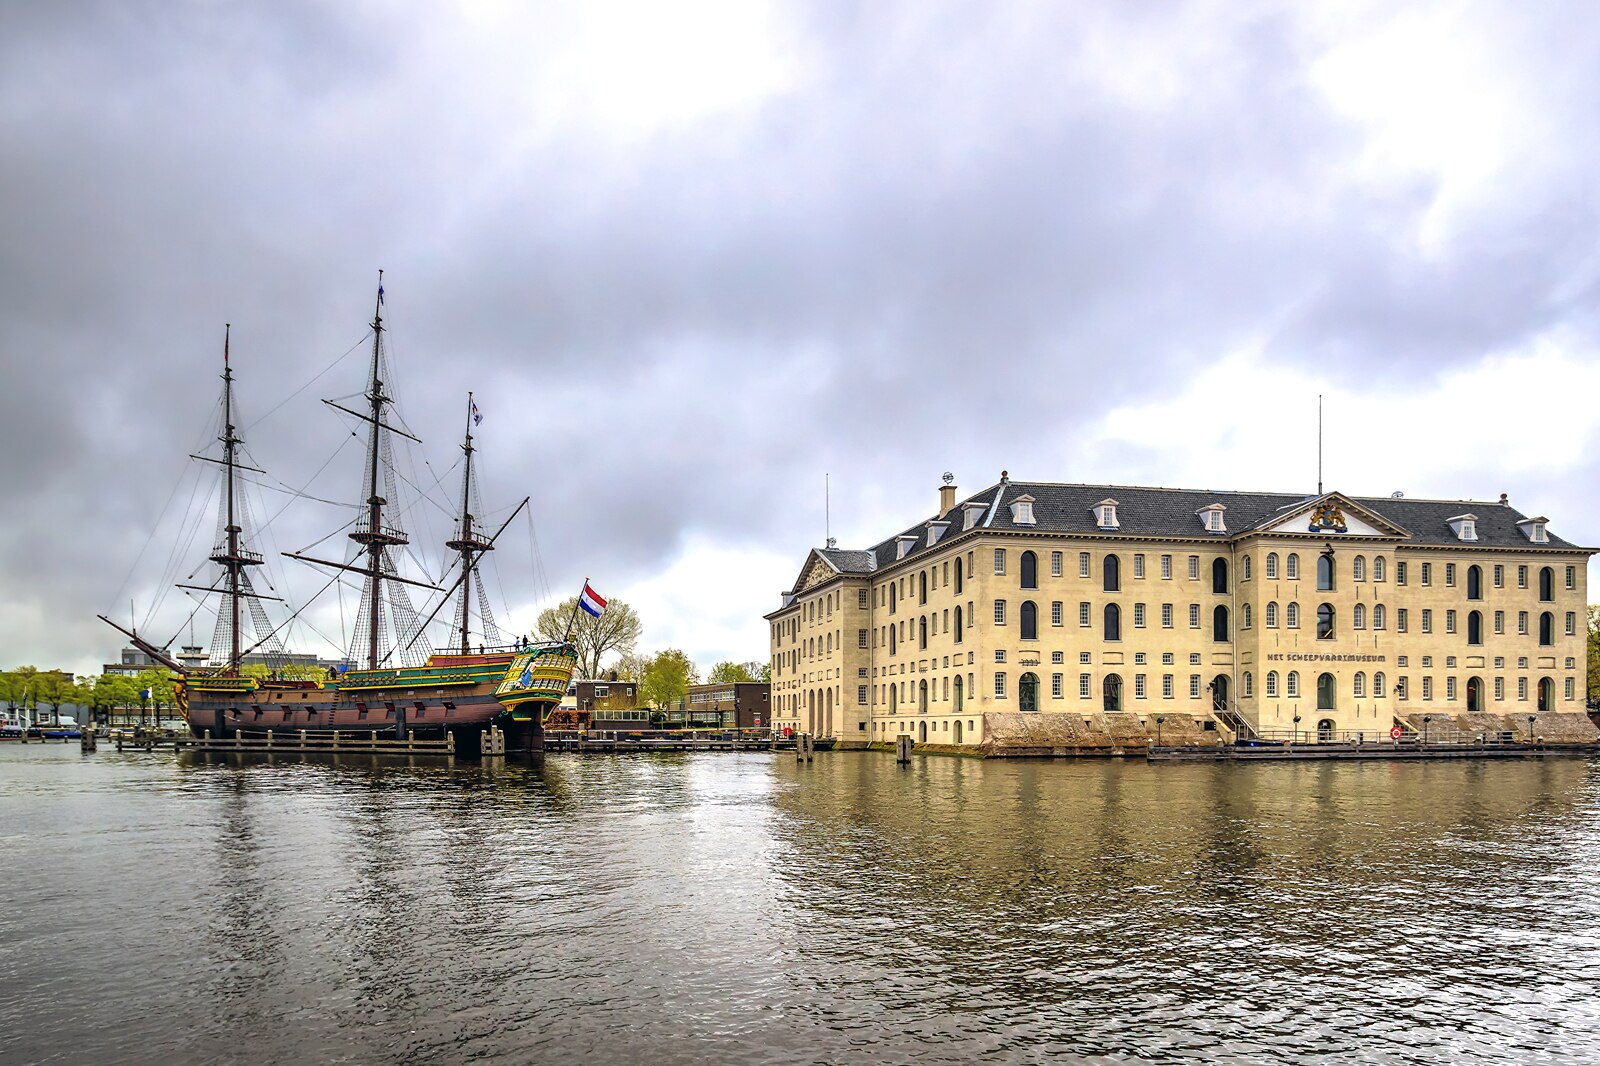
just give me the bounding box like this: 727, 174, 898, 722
349, 271, 410, 671
445, 392, 494, 655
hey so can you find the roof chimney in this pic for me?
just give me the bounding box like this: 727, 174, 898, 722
1499, 493, 1509, 506
939, 480, 956, 515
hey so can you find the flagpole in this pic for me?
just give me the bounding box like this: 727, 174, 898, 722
564, 577, 588, 644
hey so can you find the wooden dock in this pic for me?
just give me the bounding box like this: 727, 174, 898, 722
177, 729, 456, 755
542, 733, 774, 754
1148, 741, 1593, 761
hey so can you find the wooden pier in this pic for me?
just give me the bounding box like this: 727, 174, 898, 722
176, 729, 456, 755
1148, 741, 1591, 762
543, 732, 775, 754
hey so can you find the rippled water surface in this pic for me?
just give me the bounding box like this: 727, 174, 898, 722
4, 744, 1600, 1064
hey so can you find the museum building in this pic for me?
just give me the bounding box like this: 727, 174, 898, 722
766, 475, 1593, 747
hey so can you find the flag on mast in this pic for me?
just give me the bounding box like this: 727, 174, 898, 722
579, 583, 607, 618
471, 400, 483, 426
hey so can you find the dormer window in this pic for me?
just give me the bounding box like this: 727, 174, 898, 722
1447, 514, 1477, 542
1197, 503, 1226, 533
926, 520, 950, 545
962, 500, 988, 531
1010, 495, 1036, 526
895, 534, 918, 560
1094, 498, 1119, 530
1517, 516, 1549, 543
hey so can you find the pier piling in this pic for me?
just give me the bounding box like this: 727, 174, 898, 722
896, 735, 913, 764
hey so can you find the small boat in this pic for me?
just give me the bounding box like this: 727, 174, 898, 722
102, 278, 576, 754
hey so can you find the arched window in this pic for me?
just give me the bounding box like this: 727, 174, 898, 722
1213, 604, 1229, 642
1103, 674, 1123, 712
1353, 671, 1366, 698
1243, 555, 1253, 581
954, 605, 963, 644
919, 570, 928, 604
1266, 601, 1278, 628
955, 564, 962, 595
1373, 603, 1386, 630
1019, 672, 1039, 712
919, 616, 928, 650
1243, 671, 1254, 697
1020, 601, 1038, 641
1373, 556, 1387, 581
919, 679, 928, 712
1020, 551, 1037, 590
1539, 612, 1554, 646
1243, 603, 1253, 629
1374, 672, 1386, 698
1104, 555, 1120, 592
1353, 603, 1366, 629
889, 685, 897, 713
1266, 552, 1279, 579
1467, 610, 1482, 645
1317, 553, 1335, 591
1266, 670, 1279, 697
1317, 603, 1335, 639
1467, 565, 1482, 600
954, 674, 964, 712
1467, 676, 1484, 713
1287, 553, 1300, 580
1353, 555, 1367, 581
889, 628, 896, 655
889, 584, 896, 612
1286, 602, 1300, 629
1212, 557, 1228, 594
1538, 677, 1554, 712
1540, 567, 1554, 602
1104, 603, 1121, 642
1317, 718, 1336, 742
1287, 671, 1300, 698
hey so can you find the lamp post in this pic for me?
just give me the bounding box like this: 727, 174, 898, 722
1422, 714, 1432, 747
1528, 714, 1537, 745
1155, 715, 1166, 747
1292, 714, 1301, 745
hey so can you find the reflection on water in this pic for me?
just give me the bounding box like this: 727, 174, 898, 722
3, 745, 1599, 1064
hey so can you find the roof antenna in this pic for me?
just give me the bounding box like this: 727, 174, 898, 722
1317, 394, 1324, 496
825, 473, 835, 549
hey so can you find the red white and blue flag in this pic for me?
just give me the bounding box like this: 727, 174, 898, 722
579, 583, 607, 618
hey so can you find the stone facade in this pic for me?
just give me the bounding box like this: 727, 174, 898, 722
766, 477, 1593, 749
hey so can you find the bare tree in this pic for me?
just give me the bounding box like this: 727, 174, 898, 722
535, 595, 643, 679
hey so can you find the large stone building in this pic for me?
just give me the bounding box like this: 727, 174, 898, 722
766, 475, 1593, 748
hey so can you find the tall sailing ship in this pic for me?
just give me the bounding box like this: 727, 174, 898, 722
102, 278, 576, 753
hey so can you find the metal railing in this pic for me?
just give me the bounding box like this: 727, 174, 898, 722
1246, 726, 1541, 747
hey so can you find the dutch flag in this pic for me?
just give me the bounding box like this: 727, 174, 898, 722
579, 582, 607, 618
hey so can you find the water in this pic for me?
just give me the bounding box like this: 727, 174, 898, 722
3, 745, 1599, 1065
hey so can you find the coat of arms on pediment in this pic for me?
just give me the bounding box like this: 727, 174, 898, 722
1308, 502, 1348, 533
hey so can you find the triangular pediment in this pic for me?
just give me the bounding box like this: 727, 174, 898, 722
1256, 492, 1410, 539
793, 550, 840, 593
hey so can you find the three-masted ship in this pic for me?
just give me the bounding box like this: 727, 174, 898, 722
102, 278, 575, 753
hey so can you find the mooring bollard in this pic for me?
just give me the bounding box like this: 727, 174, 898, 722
897, 735, 913, 764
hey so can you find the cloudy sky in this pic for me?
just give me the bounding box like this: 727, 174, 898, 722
3, 1, 1597, 679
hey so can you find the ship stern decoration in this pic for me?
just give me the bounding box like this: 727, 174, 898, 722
495, 644, 578, 722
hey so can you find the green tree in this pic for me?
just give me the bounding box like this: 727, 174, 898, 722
91, 674, 138, 717
1588, 604, 1599, 703
135, 668, 176, 710
0, 670, 23, 715
534, 595, 643, 679
640, 648, 698, 710
610, 649, 647, 683
708, 661, 756, 684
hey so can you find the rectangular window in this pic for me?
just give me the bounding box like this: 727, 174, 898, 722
1162, 674, 1173, 699
1079, 552, 1091, 578
1495, 677, 1504, 701
1052, 673, 1064, 698
1079, 674, 1091, 699
1397, 608, 1408, 633
1518, 565, 1528, 589
1051, 551, 1063, 577
1494, 611, 1504, 635
1494, 564, 1504, 588
1567, 678, 1576, 700
994, 673, 1006, 698
1421, 609, 1432, 634
994, 649, 1006, 663
1422, 677, 1433, 701
1446, 677, 1457, 701
1051, 651, 1064, 664
1396, 561, 1407, 585
1079, 602, 1090, 627
1445, 563, 1456, 587
858, 629, 868, 648
1421, 562, 1432, 587
1566, 565, 1576, 589
1134, 554, 1146, 579
994, 600, 1006, 625
1567, 612, 1577, 636
1518, 611, 1528, 635
857, 685, 868, 703
1051, 601, 1063, 626
1518, 677, 1528, 701
1191, 674, 1202, 699
1162, 604, 1174, 628
1189, 604, 1200, 629
994, 549, 1006, 575
1188, 555, 1200, 580
1134, 604, 1146, 628
1446, 610, 1456, 634
858, 588, 869, 609
1161, 554, 1172, 580
1135, 674, 1147, 699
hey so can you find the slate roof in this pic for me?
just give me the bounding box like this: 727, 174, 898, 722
844, 481, 1585, 574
